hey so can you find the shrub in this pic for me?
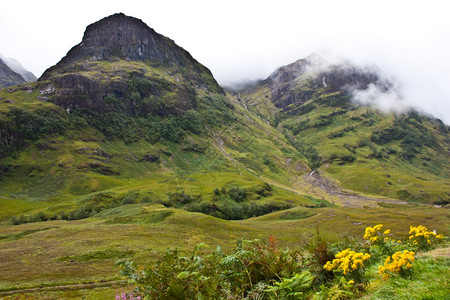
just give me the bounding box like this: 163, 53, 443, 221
323, 249, 371, 284
408, 225, 444, 250
117, 237, 306, 299
265, 271, 315, 299
364, 224, 403, 257
165, 190, 198, 207
378, 250, 415, 280
227, 187, 247, 202
254, 182, 273, 197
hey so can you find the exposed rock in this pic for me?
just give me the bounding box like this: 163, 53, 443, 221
77, 147, 111, 158
139, 154, 159, 163
42, 13, 203, 69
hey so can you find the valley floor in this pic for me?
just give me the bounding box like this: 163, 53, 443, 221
0, 202, 448, 299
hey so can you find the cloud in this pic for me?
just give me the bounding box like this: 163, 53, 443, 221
352, 84, 410, 115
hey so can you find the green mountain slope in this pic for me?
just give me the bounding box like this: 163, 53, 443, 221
0, 13, 319, 223
240, 56, 449, 204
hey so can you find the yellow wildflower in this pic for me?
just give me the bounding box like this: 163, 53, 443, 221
379, 250, 415, 280
409, 225, 444, 249
323, 249, 370, 276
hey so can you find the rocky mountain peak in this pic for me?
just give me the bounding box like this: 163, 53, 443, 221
37, 13, 223, 115
41, 13, 204, 79
82, 13, 149, 47
264, 55, 387, 109
80, 13, 173, 62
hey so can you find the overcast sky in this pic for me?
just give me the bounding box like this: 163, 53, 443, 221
1, 0, 449, 123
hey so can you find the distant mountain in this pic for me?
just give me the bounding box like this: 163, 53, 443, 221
241, 55, 449, 203
0, 57, 27, 88
0, 55, 37, 83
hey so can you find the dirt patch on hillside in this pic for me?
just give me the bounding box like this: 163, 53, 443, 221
417, 246, 450, 258
306, 171, 407, 208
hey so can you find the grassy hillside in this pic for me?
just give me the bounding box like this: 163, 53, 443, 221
0, 75, 319, 224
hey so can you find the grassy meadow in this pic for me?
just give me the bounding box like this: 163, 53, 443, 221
0, 200, 448, 298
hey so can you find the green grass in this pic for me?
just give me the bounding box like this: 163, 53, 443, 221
363, 256, 450, 299
1, 204, 447, 289
0, 197, 44, 221
56, 247, 134, 262
0, 227, 55, 242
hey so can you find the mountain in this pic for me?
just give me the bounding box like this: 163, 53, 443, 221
0, 53, 36, 88
39, 13, 223, 114
0, 13, 315, 223
0, 14, 448, 297
0, 13, 448, 217
0, 54, 37, 83
240, 55, 449, 204
0, 57, 27, 88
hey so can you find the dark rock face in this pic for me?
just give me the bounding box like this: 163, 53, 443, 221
81, 13, 186, 64
0, 58, 26, 88
41, 13, 212, 77
51, 74, 102, 110
48, 14, 187, 69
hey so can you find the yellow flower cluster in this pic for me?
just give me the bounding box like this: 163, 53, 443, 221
324, 248, 370, 275
364, 224, 402, 246
409, 225, 443, 246
364, 224, 383, 242
378, 250, 415, 280
364, 224, 391, 244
